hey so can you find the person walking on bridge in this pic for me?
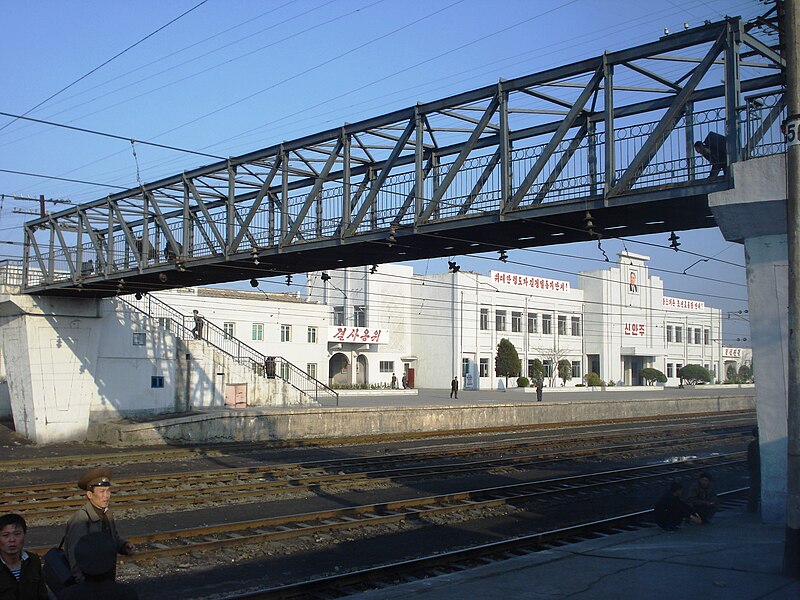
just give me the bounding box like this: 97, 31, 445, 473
63, 468, 134, 584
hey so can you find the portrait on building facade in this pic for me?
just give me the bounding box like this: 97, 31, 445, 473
629, 269, 639, 293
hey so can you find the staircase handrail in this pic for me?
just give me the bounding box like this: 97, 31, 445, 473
118, 293, 338, 405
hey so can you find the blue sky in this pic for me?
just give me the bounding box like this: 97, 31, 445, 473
0, 0, 769, 342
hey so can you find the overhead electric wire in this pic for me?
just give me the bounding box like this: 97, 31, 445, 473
0, 169, 128, 190
0, 0, 210, 135
0, 111, 225, 160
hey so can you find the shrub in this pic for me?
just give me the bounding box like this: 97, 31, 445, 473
575, 383, 586, 387
584, 372, 601, 387
640, 367, 667, 385
516, 376, 530, 388
678, 364, 712, 385
606, 380, 616, 387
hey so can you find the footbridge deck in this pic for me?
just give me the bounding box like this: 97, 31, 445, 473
18, 17, 785, 297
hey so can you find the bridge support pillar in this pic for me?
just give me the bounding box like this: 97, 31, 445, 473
0, 293, 102, 444
710, 155, 789, 524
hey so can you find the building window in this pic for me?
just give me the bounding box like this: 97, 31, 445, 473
667, 363, 674, 377
307, 327, 318, 343
333, 306, 345, 326
676, 363, 683, 378
675, 326, 683, 343
694, 328, 701, 345
704, 329, 710, 345
280, 324, 291, 342
479, 358, 489, 377
223, 322, 235, 340
150, 375, 164, 388
495, 310, 506, 331
571, 361, 581, 379
280, 362, 290, 379
480, 308, 489, 331
252, 323, 264, 341
353, 306, 366, 327
543, 360, 553, 377
571, 317, 581, 336
666, 325, 673, 343
542, 314, 552, 335
379, 361, 394, 373
527, 313, 538, 334
462, 358, 470, 376
558, 315, 567, 336
686, 328, 693, 344
157, 317, 171, 332
132, 333, 146, 346
307, 363, 317, 379
511, 311, 522, 333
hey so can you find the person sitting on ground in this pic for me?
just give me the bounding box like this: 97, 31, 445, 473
0, 513, 48, 600
685, 472, 719, 523
694, 132, 728, 178
653, 482, 701, 531
59, 533, 138, 600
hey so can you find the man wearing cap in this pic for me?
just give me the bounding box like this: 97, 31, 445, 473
63, 468, 134, 583
59, 533, 138, 599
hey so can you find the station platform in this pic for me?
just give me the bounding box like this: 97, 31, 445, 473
349, 508, 799, 600
85, 387, 755, 446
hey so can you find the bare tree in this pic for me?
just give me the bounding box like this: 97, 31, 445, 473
531, 345, 573, 388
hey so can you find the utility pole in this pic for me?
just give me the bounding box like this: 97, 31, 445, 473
784, 0, 800, 579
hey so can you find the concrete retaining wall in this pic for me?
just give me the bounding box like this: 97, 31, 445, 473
88, 392, 754, 446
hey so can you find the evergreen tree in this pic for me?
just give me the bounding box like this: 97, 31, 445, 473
495, 338, 521, 386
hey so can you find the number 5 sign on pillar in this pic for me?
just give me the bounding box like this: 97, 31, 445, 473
785, 115, 800, 147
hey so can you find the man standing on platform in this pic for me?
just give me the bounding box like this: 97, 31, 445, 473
536, 377, 543, 402
63, 468, 134, 583
450, 376, 459, 399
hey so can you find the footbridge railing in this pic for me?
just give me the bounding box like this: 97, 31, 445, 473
16, 16, 786, 297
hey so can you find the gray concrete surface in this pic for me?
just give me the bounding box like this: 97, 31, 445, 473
349, 508, 799, 599
86, 388, 754, 446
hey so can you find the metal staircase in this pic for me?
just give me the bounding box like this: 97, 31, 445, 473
119, 293, 338, 406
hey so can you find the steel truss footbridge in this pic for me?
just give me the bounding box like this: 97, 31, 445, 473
19, 17, 786, 298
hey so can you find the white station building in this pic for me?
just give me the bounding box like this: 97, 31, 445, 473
0, 250, 745, 443
306, 251, 728, 390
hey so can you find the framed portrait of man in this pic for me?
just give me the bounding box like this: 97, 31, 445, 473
629, 269, 639, 293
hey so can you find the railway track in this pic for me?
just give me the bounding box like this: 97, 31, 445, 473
7, 429, 747, 520
0, 412, 755, 473
29, 453, 744, 561
224, 491, 748, 600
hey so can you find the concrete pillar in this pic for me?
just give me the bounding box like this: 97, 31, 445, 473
710, 155, 788, 523
0, 293, 102, 444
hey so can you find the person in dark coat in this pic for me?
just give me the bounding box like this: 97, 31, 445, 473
191, 310, 204, 340
59, 533, 138, 600
450, 376, 459, 399
686, 472, 719, 523
63, 468, 134, 584
747, 427, 761, 513
694, 132, 728, 177
536, 377, 543, 402
653, 482, 701, 531
0, 514, 48, 600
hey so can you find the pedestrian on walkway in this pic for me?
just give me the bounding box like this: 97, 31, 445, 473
0, 513, 48, 600
191, 309, 204, 340
401, 373, 408, 389
694, 131, 728, 178
391, 374, 397, 389
63, 468, 134, 584
747, 427, 761, 513
536, 377, 543, 402
450, 376, 459, 399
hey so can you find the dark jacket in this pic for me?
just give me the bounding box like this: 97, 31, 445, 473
0, 551, 49, 600
63, 503, 127, 582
